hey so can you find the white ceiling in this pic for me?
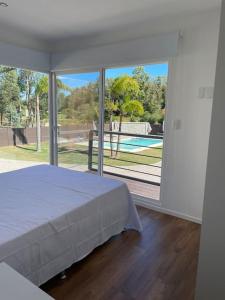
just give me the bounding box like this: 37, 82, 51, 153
0, 0, 221, 52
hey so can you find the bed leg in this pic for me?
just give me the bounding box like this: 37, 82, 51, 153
60, 271, 67, 280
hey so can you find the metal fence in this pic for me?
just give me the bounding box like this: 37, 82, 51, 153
88, 130, 163, 186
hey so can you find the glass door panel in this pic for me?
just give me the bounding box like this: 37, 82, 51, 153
56, 72, 100, 173
104, 63, 168, 200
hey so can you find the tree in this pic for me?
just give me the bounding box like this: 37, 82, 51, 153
33, 75, 70, 152
105, 98, 118, 156
105, 78, 118, 156
18, 69, 36, 127
34, 76, 48, 152
123, 100, 144, 121
132, 66, 150, 103
0, 67, 20, 126
143, 76, 166, 124
59, 82, 99, 124
110, 76, 142, 156
56, 79, 72, 92
133, 67, 167, 125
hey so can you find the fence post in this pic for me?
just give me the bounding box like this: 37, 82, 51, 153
88, 130, 93, 170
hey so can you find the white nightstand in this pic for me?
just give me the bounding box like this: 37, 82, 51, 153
0, 263, 54, 300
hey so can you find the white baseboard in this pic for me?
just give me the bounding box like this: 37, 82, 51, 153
133, 195, 202, 224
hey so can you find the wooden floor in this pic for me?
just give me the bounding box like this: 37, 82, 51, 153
42, 207, 200, 300
89, 170, 161, 200
105, 174, 161, 200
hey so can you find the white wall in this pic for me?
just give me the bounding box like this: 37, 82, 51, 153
51, 32, 179, 72
196, 1, 225, 298
50, 10, 220, 223
0, 41, 50, 73
160, 9, 220, 222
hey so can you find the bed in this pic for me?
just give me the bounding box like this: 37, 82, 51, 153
0, 165, 142, 286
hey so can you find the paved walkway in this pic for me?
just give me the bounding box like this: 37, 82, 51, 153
0, 158, 161, 183
0, 159, 46, 173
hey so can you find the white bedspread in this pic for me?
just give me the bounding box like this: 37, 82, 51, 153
0, 165, 141, 285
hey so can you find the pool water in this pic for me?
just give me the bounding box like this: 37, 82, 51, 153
103, 137, 163, 152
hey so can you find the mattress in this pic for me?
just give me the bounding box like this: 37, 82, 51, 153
0, 165, 142, 286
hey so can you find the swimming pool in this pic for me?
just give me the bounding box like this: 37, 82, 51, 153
103, 137, 163, 152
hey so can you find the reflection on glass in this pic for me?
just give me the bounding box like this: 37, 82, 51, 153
56, 72, 99, 173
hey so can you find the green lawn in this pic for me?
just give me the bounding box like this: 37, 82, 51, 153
0, 142, 162, 167
0, 143, 50, 162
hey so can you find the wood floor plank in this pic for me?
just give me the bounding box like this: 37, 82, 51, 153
42, 207, 200, 300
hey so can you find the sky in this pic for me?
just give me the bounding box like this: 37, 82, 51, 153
59, 63, 168, 89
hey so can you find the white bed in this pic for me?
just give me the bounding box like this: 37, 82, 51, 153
0, 165, 142, 286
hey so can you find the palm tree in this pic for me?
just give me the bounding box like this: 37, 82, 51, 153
110, 76, 143, 157
105, 98, 118, 156
34, 76, 71, 152
34, 76, 48, 152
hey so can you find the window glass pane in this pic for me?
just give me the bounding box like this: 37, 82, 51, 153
0, 66, 49, 173
56, 72, 99, 172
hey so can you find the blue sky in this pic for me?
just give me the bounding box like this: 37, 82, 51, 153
59, 63, 168, 88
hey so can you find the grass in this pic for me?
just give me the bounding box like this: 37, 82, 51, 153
0, 143, 50, 162
0, 142, 162, 167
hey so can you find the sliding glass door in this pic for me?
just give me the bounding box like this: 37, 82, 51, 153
103, 63, 167, 199
54, 63, 167, 200
56, 72, 100, 173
